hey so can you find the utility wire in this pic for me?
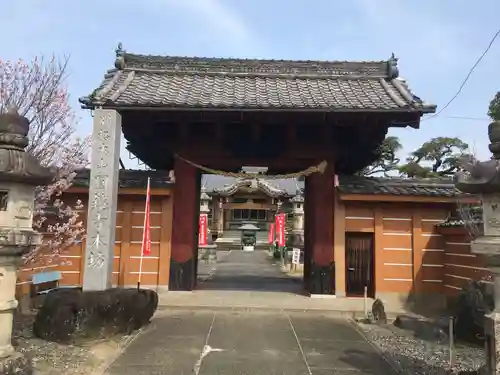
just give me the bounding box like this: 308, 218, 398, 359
426, 27, 500, 120
441, 116, 491, 122
394, 27, 500, 126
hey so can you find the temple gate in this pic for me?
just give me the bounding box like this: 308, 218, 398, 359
79, 45, 435, 294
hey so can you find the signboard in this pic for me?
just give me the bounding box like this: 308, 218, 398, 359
198, 214, 208, 246
292, 248, 301, 265
275, 213, 286, 247
268, 223, 275, 244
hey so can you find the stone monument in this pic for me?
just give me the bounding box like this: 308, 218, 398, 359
0, 107, 54, 374
83, 109, 121, 291
455, 120, 500, 374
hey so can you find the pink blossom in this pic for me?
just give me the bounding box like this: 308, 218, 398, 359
1, 56, 90, 265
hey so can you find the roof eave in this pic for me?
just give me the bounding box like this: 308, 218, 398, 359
78, 96, 105, 110
89, 102, 436, 113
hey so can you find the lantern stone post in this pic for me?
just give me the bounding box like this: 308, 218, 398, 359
198, 186, 217, 264
290, 192, 305, 250
455, 120, 500, 374
0, 107, 54, 374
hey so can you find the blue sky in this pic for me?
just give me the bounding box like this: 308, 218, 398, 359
2, 0, 499, 168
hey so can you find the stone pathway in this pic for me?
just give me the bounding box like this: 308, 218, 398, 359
104, 251, 397, 374
105, 309, 396, 375
198, 250, 302, 293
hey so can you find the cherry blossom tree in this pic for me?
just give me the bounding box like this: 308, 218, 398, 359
0, 55, 90, 263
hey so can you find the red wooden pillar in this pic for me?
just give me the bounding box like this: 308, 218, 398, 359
169, 158, 200, 291
305, 162, 335, 294
303, 176, 313, 290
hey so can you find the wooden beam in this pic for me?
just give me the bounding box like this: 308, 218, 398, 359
339, 193, 478, 204
68, 187, 172, 196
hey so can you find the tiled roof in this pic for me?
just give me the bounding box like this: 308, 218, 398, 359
72, 170, 461, 198
337, 175, 459, 197
79, 48, 436, 113
73, 169, 172, 189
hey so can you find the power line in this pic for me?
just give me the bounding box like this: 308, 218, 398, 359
393, 27, 500, 126
426, 27, 500, 120
440, 116, 490, 122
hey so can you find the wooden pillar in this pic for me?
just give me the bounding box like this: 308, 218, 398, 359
158, 196, 173, 290
333, 193, 346, 297
303, 177, 313, 290
411, 208, 422, 295
374, 208, 384, 298
169, 158, 200, 291
119, 200, 132, 287
306, 162, 335, 294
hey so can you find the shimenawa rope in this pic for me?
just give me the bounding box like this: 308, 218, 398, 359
174, 154, 327, 180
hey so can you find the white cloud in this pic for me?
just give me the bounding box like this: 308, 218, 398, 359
162, 0, 255, 46
353, 0, 465, 66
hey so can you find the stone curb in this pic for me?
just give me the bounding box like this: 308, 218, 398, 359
348, 319, 403, 374
88, 328, 145, 375
157, 304, 400, 319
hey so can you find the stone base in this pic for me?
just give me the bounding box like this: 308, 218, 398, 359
198, 245, 217, 264
309, 262, 335, 295
483, 312, 500, 375
0, 352, 32, 375
169, 258, 195, 291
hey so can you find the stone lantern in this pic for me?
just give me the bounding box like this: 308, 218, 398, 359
0, 107, 54, 372
200, 185, 211, 216
455, 120, 500, 374
289, 191, 305, 249
198, 186, 217, 264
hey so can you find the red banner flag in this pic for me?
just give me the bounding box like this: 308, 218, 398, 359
275, 213, 286, 247
199, 214, 208, 246
141, 178, 152, 256
268, 223, 275, 244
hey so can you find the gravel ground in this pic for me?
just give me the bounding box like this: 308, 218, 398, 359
357, 321, 485, 375
12, 311, 134, 375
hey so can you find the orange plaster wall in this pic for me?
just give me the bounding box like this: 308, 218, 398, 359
438, 226, 491, 297
343, 201, 453, 297
16, 188, 174, 296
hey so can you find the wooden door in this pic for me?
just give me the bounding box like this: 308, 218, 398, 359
345, 232, 375, 297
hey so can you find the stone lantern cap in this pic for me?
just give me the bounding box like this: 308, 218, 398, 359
200, 185, 211, 201
290, 193, 304, 203
0, 107, 55, 185
455, 121, 500, 195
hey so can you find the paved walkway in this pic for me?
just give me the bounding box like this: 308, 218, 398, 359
105, 251, 396, 374
106, 309, 396, 374
198, 250, 302, 293
161, 251, 405, 316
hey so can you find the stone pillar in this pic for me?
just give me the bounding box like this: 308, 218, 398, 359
169, 158, 200, 291
83, 109, 121, 291
305, 163, 335, 295
0, 107, 54, 372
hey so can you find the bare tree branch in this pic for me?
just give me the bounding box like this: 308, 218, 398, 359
0, 55, 90, 264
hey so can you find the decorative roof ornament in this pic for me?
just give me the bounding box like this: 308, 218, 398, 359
0, 107, 55, 185
387, 53, 399, 79
114, 42, 126, 70
213, 176, 288, 197
454, 121, 500, 194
